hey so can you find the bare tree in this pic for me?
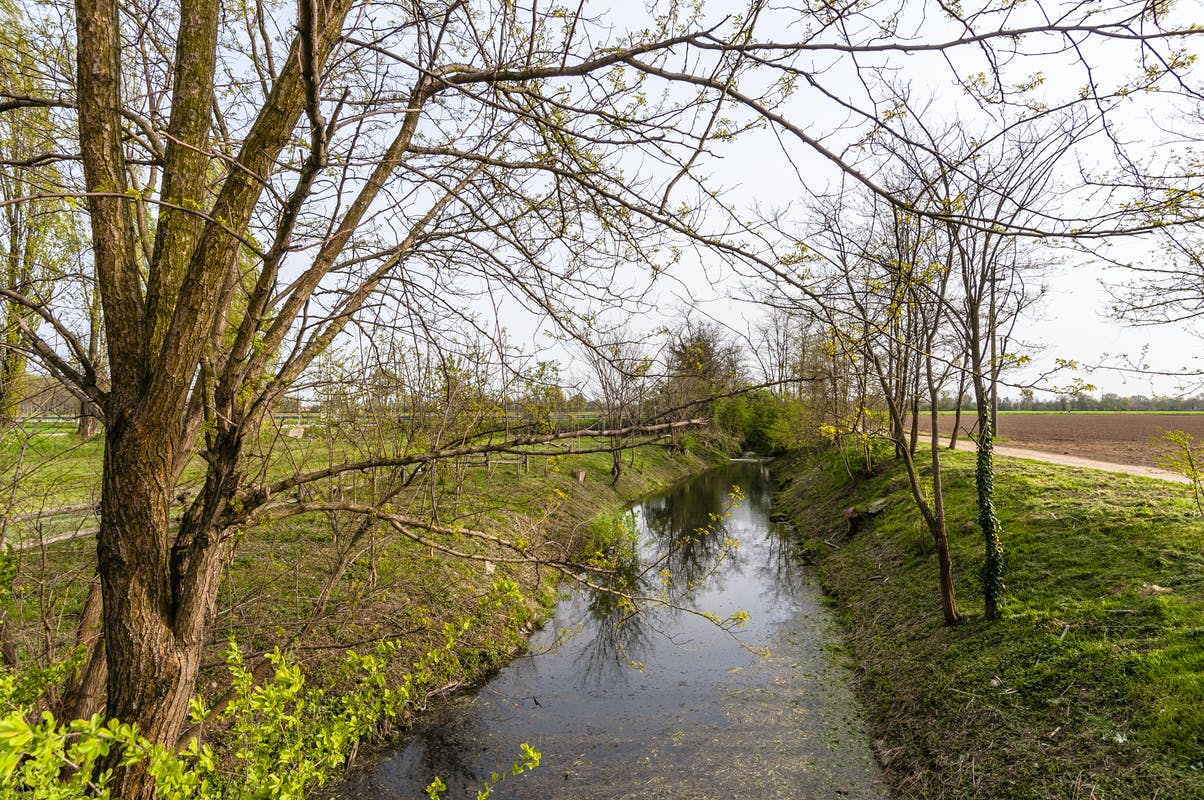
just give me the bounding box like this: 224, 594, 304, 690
1095, 84, 1204, 359
751, 306, 817, 399
945, 133, 1064, 621
580, 330, 653, 484
55, 4, 775, 793
870, 106, 1075, 620
0, 1, 1196, 796
800, 179, 965, 625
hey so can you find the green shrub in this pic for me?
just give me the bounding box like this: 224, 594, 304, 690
0, 579, 530, 800
714, 390, 800, 453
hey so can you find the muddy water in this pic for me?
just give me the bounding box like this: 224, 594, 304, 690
340, 461, 886, 800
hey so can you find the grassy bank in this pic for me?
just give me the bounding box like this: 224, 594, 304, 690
5, 430, 725, 664
774, 447, 1204, 800
3, 425, 727, 793
217, 440, 726, 678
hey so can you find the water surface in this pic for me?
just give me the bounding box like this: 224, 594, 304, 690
341, 462, 886, 799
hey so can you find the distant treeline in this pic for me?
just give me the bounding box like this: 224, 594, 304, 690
943, 393, 1204, 412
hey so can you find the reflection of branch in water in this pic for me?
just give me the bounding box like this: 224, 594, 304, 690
752, 528, 806, 610
566, 473, 756, 681
642, 475, 752, 610
524, 616, 586, 659
525, 463, 778, 687
741, 462, 810, 609
573, 593, 659, 686
376, 462, 795, 798
640, 468, 732, 542
572, 522, 661, 684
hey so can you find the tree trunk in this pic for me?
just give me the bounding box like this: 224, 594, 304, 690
969, 309, 1004, 620
927, 404, 962, 626
932, 519, 961, 625
610, 434, 622, 485
878, 360, 963, 628
893, 433, 963, 627
948, 357, 969, 449
0, 339, 25, 428
56, 579, 107, 720
0, 622, 16, 667
975, 404, 1004, 620
70, 0, 361, 792
908, 393, 920, 456
77, 404, 101, 440
78, 295, 103, 441
98, 423, 194, 799
97, 414, 234, 799
948, 402, 963, 449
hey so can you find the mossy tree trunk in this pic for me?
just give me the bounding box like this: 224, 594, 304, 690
78, 290, 104, 440
74, 0, 356, 793
972, 374, 1004, 620
0, 316, 24, 427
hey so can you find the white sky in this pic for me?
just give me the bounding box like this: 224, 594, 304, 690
660, 1, 1204, 399
431, 1, 1204, 400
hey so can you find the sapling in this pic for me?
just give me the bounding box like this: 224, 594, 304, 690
1153, 429, 1204, 515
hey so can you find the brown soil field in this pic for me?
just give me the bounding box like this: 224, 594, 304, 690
936, 412, 1204, 469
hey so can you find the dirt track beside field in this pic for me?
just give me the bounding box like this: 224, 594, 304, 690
936, 412, 1204, 476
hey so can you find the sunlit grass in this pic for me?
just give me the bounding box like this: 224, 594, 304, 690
778, 446, 1204, 799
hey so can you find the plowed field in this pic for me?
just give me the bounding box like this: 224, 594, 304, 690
937, 412, 1204, 469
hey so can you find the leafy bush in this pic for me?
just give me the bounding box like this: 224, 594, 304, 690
0, 578, 530, 800
1153, 427, 1204, 514
714, 390, 790, 453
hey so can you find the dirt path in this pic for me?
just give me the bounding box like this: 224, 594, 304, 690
949, 438, 1190, 484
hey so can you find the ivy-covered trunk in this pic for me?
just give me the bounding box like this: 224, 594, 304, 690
975, 407, 1004, 620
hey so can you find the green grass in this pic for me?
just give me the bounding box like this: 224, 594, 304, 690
3, 419, 729, 733
937, 410, 1204, 415
775, 447, 1204, 800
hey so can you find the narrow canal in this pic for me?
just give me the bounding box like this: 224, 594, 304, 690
341, 461, 886, 799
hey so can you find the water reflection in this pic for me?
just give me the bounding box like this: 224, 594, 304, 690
579, 465, 775, 675
339, 461, 886, 800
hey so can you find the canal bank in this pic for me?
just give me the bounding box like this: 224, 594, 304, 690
772, 447, 1204, 800
203, 443, 729, 799
337, 460, 887, 799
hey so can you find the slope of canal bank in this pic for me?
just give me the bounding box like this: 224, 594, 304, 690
337, 460, 887, 799
772, 447, 1204, 800
298, 443, 731, 783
